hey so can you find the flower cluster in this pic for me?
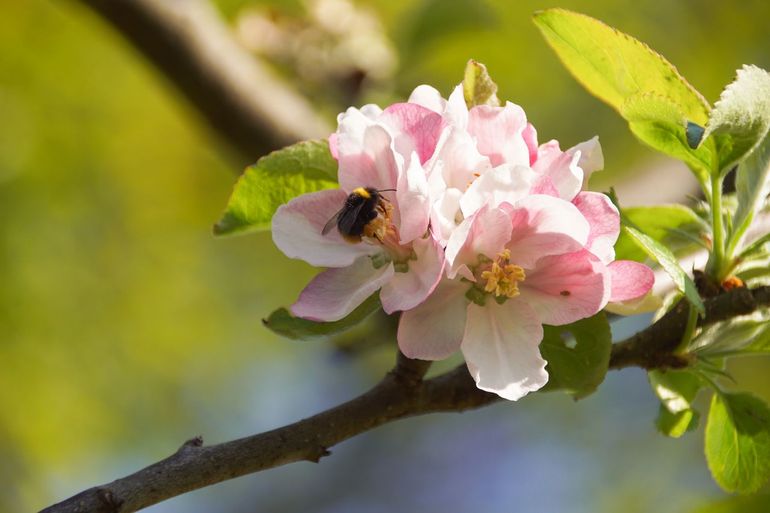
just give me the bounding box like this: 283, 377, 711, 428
272, 84, 654, 400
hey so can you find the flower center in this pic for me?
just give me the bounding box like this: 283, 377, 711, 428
362, 200, 414, 269
479, 249, 526, 298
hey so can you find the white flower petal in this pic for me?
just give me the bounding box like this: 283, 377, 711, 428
462, 299, 548, 401
445, 84, 469, 128
430, 187, 463, 245
408, 84, 446, 113
568, 136, 604, 188
397, 279, 468, 360
396, 152, 431, 243
380, 236, 445, 313
460, 164, 536, 216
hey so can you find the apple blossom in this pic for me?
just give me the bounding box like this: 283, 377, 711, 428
272, 81, 654, 402
273, 102, 447, 321
398, 196, 615, 400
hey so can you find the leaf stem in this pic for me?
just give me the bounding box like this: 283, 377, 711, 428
675, 303, 699, 354
707, 174, 726, 279
697, 369, 725, 400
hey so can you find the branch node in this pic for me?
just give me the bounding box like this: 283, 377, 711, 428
178, 435, 204, 453
307, 446, 331, 463
391, 351, 432, 387
96, 488, 122, 513
187, 435, 204, 447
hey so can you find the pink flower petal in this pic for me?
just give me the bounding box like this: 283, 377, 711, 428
396, 152, 430, 243
523, 122, 539, 165
572, 191, 620, 264
338, 125, 400, 193
607, 260, 655, 302
468, 102, 531, 167
446, 205, 513, 279
381, 236, 445, 314
530, 175, 560, 197
272, 189, 379, 267
533, 140, 583, 201
397, 279, 468, 360
461, 299, 548, 401
520, 250, 610, 326
292, 256, 394, 322
460, 164, 536, 217
381, 103, 443, 164
505, 195, 590, 269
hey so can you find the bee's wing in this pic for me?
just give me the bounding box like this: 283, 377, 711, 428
337, 200, 367, 235
321, 207, 345, 235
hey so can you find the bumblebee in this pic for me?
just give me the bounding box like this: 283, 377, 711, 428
322, 187, 394, 242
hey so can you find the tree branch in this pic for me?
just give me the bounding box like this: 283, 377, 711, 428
40, 286, 770, 513
609, 285, 770, 369
75, 0, 332, 161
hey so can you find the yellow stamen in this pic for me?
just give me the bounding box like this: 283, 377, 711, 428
479, 249, 526, 298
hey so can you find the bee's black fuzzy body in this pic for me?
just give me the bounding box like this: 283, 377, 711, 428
322, 187, 388, 242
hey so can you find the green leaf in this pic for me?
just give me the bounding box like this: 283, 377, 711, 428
657, 407, 700, 438
649, 369, 701, 438
533, 9, 710, 125
738, 232, 770, 261
705, 392, 770, 494
650, 369, 701, 414
732, 126, 770, 248
623, 225, 705, 315
614, 204, 704, 262
214, 140, 338, 236
690, 310, 770, 357
540, 313, 611, 399
621, 94, 715, 186
533, 9, 715, 182
462, 59, 500, 107
263, 293, 381, 340
702, 65, 770, 175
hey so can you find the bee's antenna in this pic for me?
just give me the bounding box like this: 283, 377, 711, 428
378, 188, 396, 192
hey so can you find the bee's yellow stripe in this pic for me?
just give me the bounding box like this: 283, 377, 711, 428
352, 187, 371, 199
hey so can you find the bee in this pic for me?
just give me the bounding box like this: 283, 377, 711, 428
322, 187, 395, 242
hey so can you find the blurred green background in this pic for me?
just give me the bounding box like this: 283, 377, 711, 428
1, 0, 769, 512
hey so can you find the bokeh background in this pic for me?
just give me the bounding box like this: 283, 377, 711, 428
2, 0, 770, 511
